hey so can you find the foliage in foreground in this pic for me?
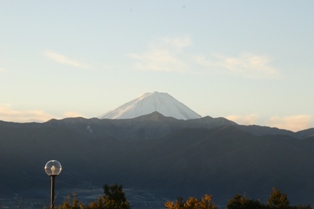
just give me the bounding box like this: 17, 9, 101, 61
165, 194, 217, 209
58, 183, 130, 209
226, 187, 311, 209
57, 185, 311, 209
163, 187, 310, 209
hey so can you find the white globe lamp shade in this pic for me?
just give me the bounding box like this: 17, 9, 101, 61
44, 160, 62, 176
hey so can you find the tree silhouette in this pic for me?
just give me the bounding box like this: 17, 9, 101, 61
226, 194, 264, 209
165, 194, 217, 209
102, 184, 130, 209
267, 187, 289, 209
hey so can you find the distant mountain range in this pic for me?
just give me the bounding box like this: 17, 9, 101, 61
1, 92, 314, 207
1, 113, 314, 207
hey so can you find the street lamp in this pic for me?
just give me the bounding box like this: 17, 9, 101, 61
44, 160, 62, 209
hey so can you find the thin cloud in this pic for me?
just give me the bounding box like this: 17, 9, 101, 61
163, 37, 192, 50
194, 53, 280, 79
268, 115, 313, 132
226, 113, 313, 132
44, 51, 88, 69
226, 114, 259, 125
63, 111, 85, 118
129, 48, 188, 72
0, 105, 86, 123
129, 37, 191, 72
0, 104, 54, 123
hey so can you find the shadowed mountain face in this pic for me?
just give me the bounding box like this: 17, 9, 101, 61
1, 113, 314, 206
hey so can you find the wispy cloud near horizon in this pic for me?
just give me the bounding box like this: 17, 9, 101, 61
267, 115, 313, 132
195, 53, 280, 79
0, 104, 54, 123
43, 51, 88, 69
63, 111, 85, 118
226, 113, 313, 132
0, 104, 85, 123
226, 114, 259, 125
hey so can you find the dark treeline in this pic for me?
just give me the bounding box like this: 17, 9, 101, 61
55, 184, 311, 209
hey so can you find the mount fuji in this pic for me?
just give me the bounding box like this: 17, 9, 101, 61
100, 91, 202, 120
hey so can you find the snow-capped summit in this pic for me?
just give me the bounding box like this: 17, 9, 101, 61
100, 91, 202, 120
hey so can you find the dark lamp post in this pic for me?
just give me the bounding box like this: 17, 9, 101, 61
45, 160, 62, 209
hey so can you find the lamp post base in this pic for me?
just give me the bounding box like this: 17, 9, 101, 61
50, 175, 56, 209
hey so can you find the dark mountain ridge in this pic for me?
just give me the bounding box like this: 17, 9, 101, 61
13, 111, 309, 140
1, 112, 314, 207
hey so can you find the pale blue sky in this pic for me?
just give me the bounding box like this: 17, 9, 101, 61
0, 1, 313, 131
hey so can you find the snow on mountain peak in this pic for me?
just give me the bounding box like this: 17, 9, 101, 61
100, 91, 202, 120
